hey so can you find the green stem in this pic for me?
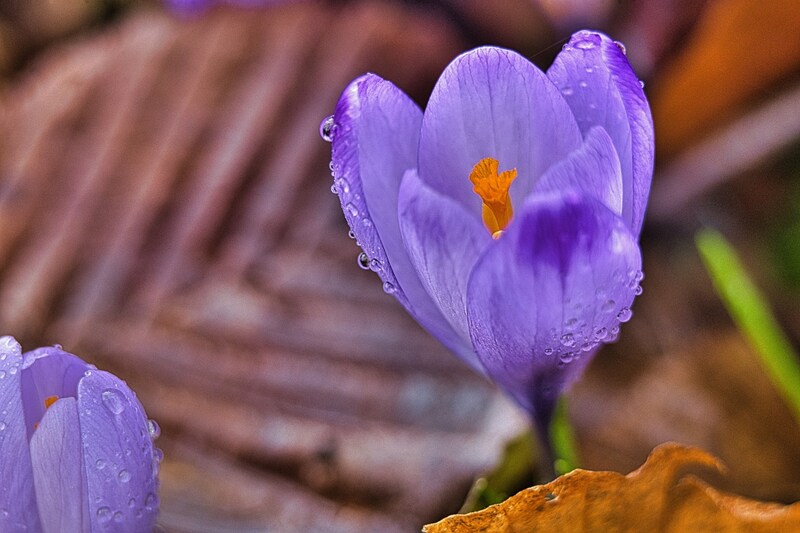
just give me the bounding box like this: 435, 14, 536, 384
549, 395, 580, 476
696, 228, 800, 424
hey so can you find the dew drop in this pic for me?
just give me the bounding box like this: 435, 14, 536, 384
369, 258, 382, 272
330, 183, 338, 194
96, 459, 106, 470
0, 371, 5, 379
602, 299, 616, 313
584, 66, 593, 73
575, 40, 596, 50
560, 333, 575, 347
617, 307, 633, 323
579, 81, 588, 88
128, 498, 136, 509
361, 218, 372, 228
147, 419, 161, 439
97, 507, 112, 524
347, 230, 355, 240
118, 469, 131, 483
345, 203, 359, 217
101, 389, 126, 415
613, 40, 627, 55
328, 161, 334, 172
319, 115, 336, 142
0, 422, 6, 431
581, 342, 593, 352
634, 285, 643, 295
382, 281, 395, 294
559, 352, 575, 364
594, 327, 608, 340
153, 447, 164, 463
544, 348, 554, 356
357, 252, 370, 270
113, 511, 123, 523
639, 80, 646, 89
8, 367, 16, 376
561, 86, 574, 96
145, 493, 157, 510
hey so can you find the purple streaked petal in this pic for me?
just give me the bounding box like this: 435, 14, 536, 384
30, 397, 88, 533
0, 336, 41, 532
21, 347, 90, 439
418, 46, 583, 211
533, 125, 623, 216
466, 192, 641, 430
548, 30, 654, 236
398, 169, 490, 370
332, 74, 474, 361
78, 370, 158, 531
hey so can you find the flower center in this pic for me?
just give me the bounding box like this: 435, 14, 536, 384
33, 395, 59, 430
469, 157, 517, 239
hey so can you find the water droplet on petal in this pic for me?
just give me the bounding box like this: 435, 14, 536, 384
0, 422, 6, 431
113, 511, 123, 523
101, 389, 126, 415
634, 285, 643, 295
128, 498, 136, 509
561, 86, 574, 96
145, 493, 157, 510
319, 115, 336, 142
382, 281, 395, 294
544, 348, 554, 356
560, 333, 575, 347
148, 419, 161, 439
560, 352, 575, 364
330, 183, 338, 194
602, 299, 616, 313
357, 252, 370, 270
369, 258, 381, 272
96, 459, 106, 469
639, 80, 646, 89
97, 507, 112, 524
118, 469, 131, 483
153, 448, 164, 463
0, 371, 5, 379
617, 307, 633, 322
579, 81, 588, 88
594, 327, 608, 340
345, 203, 359, 217
575, 40, 596, 50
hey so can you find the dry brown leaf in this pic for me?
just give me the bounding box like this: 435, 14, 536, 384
424, 443, 800, 532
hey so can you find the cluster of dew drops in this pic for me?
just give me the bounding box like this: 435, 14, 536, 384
544, 268, 643, 370
94, 377, 163, 526
320, 115, 396, 295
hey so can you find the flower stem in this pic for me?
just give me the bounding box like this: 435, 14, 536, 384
549, 395, 580, 476
696, 228, 800, 425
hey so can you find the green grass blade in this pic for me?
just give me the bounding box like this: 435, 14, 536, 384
696, 228, 800, 423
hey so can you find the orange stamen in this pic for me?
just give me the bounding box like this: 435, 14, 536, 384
44, 395, 59, 409
469, 157, 517, 238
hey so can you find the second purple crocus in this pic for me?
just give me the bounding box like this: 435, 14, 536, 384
0, 337, 160, 532
323, 31, 654, 441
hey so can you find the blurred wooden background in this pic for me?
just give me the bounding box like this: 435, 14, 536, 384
0, 0, 799, 531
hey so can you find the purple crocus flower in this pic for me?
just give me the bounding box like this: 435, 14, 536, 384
0, 336, 160, 532
322, 30, 653, 440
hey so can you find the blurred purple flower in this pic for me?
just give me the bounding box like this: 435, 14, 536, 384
164, 0, 291, 14
322, 30, 654, 435
0, 336, 160, 532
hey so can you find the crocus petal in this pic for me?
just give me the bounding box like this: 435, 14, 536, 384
547, 30, 654, 236
30, 397, 87, 533
78, 370, 158, 532
332, 74, 475, 362
418, 46, 583, 211
0, 336, 41, 532
533, 126, 623, 216
466, 192, 641, 431
21, 347, 90, 439
398, 169, 490, 362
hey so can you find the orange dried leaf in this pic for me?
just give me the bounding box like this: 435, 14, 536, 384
424, 443, 800, 532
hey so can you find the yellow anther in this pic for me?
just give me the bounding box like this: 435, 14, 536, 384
469, 157, 517, 235
44, 395, 58, 409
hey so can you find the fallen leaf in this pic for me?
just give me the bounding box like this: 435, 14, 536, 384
424, 443, 800, 532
